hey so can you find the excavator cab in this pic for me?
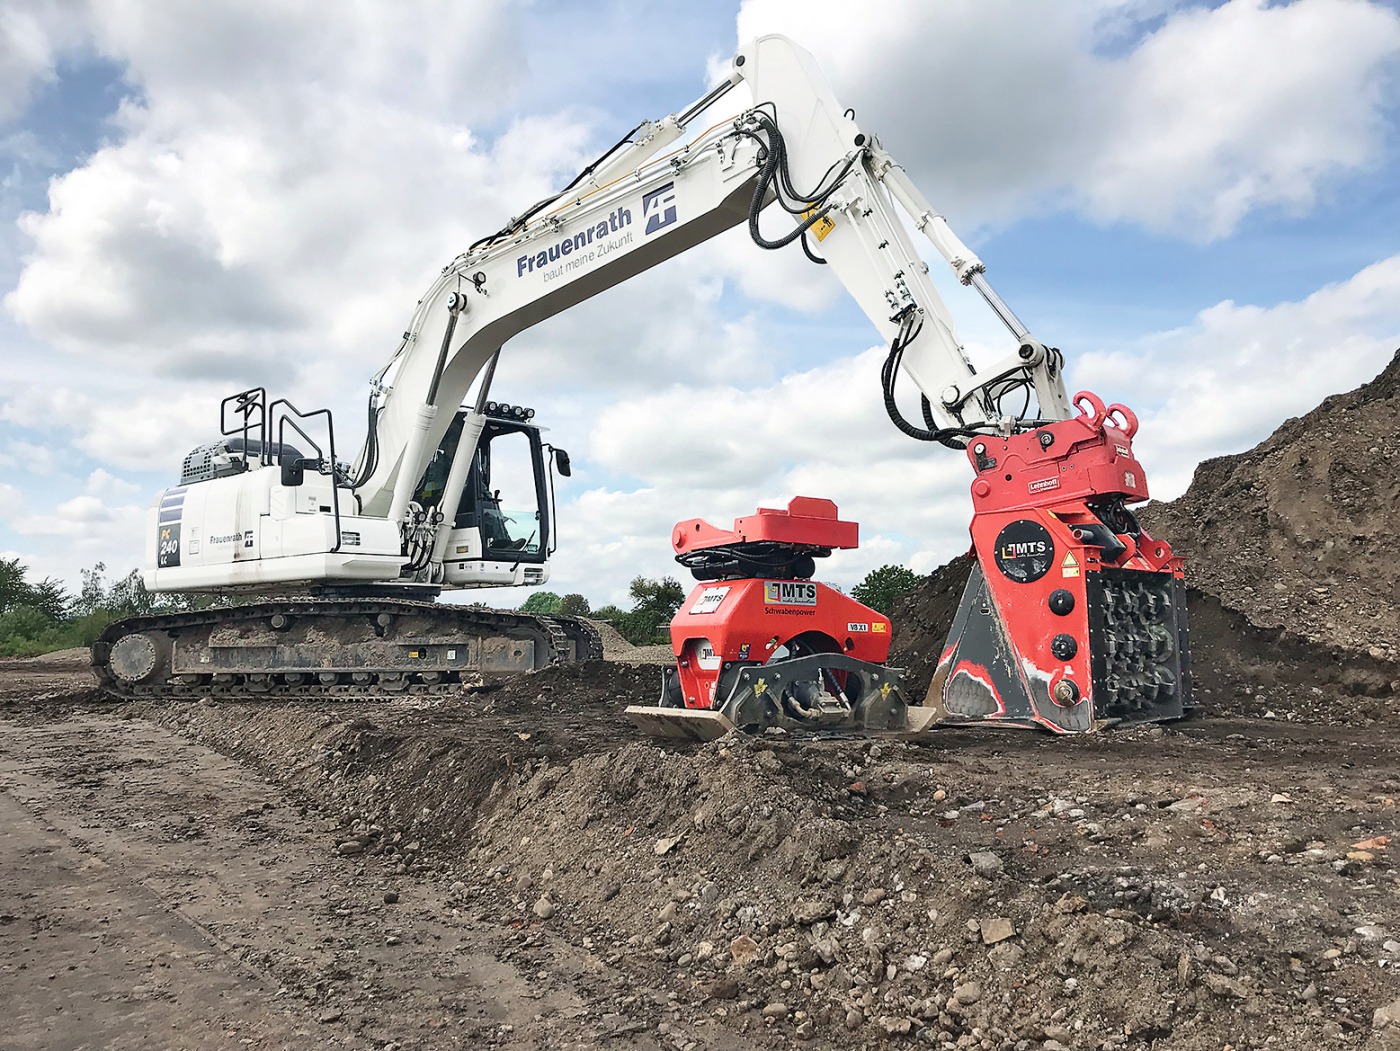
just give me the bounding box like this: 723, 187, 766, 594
421, 403, 566, 588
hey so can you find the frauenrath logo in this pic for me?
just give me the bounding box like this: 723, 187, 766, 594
643, 182, 677, 235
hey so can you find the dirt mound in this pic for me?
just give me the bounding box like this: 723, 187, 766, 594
889, 558, 1396, 724
130, 681, 1400, 1050
585, 618, 674, 663
1137, 349, 1400, 659
0, 647, 92, 673
887, 553, 974, 693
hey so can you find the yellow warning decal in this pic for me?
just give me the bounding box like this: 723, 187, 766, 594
1061, 550, 1080, 578
872, 622, 888, 633
801, 207, 836, 242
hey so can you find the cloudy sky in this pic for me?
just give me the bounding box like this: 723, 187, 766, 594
2, 0, 1398, 608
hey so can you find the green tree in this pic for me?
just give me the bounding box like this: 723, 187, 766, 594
851, 564, 922, 614
0, 605, 61, 656
107, 569, 158, 615
0, 557, 31, 614
519, 591, 563, 614
0, 557, 68, 619
73, 562, 110, 617
591, 603, 625, 623
27, 577, 71, 621
0, 559, 206, 656
616, 576, 685, 645
558, 593, 590, 617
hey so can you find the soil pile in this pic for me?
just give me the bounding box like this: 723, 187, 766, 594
587, 618, 674, 663
125, 669, 1400, 1051
1137, 349, 1400, 658
886, 553, 974, 695
4, 353, 1398, 1050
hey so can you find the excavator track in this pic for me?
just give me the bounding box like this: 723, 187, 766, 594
92, 599, 602, 701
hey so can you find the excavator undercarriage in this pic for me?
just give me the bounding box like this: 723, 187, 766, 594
93, 598, 600, 700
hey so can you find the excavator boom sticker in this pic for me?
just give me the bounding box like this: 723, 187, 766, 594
156, 488, 185, 568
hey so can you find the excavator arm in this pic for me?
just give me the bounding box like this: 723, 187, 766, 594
351, 35, 1071, 580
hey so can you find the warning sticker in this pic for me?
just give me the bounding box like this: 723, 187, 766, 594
872, 622, 888, 633
800, 206, 836, 242
689, 586, 731, 615
1061, 550, 1080, 578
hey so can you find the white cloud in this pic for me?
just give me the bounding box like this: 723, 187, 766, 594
0, 2, 88, 123
2, 0, 1399, 611
1088, 0, 1400, 236
0, 437, 56, 474
3, 1, 582, 388
1075, 254, 1400, 497
733, 0, 1400, 238
527, 253, 1400, 604
0, 381, 93, 430
0, 377, 217, 473
0, 481, 22, 517
573, 345, 978, 598
82, 467, 138, 499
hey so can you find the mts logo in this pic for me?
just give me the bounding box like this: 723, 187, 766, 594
763, 580, 817, 606
643, 182, 677, 235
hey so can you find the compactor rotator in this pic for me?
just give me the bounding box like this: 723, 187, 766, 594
626, 497, 919, 740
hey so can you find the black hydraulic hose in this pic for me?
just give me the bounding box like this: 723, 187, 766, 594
746, 107, 857, 210
424, 300, 462, 407
750, 187, 832, 249
879, 314, 988, 449
468, 120, 650, 253
747, 138, 835, 251
350, 392, 382, 490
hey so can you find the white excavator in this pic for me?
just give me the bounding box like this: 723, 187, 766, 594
95, 36, 1189, 734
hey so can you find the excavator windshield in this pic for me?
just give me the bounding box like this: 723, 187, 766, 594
415, 409, 552, 563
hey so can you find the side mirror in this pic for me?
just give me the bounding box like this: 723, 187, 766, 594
280, 459, 305, 487
552, 447, 572, 478
280, 456, 320, 487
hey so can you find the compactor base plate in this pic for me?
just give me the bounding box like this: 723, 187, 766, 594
623, 706, 736, 741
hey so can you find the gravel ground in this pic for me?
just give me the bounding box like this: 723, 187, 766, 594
3, 659, 1397, 1051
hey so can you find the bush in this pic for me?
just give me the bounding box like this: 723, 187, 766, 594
614, 576, 685, 646
0, 559, 202, 657
519, 591, 563, 614
851, 564, 922, 614
558, 593, 590, 617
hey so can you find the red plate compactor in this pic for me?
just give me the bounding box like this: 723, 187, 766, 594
626, 392, 1191, 739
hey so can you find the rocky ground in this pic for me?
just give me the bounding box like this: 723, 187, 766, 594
3, 653, 1399, 1051
2, 354, 1399, 1050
